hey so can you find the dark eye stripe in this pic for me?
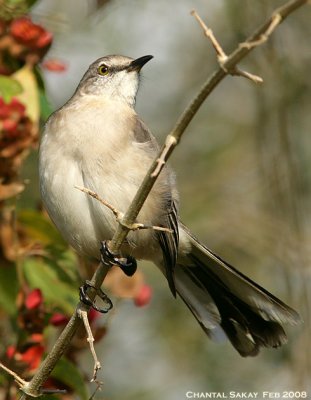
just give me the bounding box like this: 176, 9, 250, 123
98, 64, 131, 74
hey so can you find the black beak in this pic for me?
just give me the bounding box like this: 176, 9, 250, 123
127, 55, 153, 72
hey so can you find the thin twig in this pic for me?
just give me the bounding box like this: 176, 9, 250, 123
233, 68, 263, 83
78, 309, 101, 382
0, 361, 27, 387
190, 10, 227, 60
130, 223, 172, 233
75, 185, 172, 233
191, 9, 263, 83
240, 14, 283, 49
89, 380, 104, 399
19, 0, 308, 397
75, 185, 122, 220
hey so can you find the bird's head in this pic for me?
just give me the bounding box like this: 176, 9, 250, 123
76, 54, 153, 107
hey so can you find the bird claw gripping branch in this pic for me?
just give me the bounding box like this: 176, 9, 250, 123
100, 240, 138, 277
79, 281, 113, 314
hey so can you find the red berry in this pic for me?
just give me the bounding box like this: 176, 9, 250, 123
89, 308, 101, 323
0, 97, 25, 120
2, 118, 18, 133
42, 58, 67, 72
6, 345, 16, 359
20, 345, 44, 371
30, 333, 44, 343
36, 31, 53, 48
10, 97, 26, 116
0, 103, 11, 119
25, 288, 43, 310
50, 313, 69, 327
11, 17, 36, 42
10, 17, 52, 50
134, 284, 152, 307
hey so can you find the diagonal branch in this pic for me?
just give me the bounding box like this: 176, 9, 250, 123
19, 0, 308, 397
108, 0, 308, 254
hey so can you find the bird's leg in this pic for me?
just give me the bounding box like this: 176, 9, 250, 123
100, 240, 137, 277
79, 240, 137, 312
79, 280, 113, 313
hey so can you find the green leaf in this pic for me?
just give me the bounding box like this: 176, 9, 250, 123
51, 357, 89, 400
39, 89, 53, 121
26, 0, 40, 6
0, 265, 18, 315
18, 209, 67, 250
0, 76, 23, 103
22, 258, 79, 314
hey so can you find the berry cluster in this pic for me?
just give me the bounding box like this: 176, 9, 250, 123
0, 16, 52, 74
0, 97, 29, 139
6, 289, 46, 373
5, 287, 105, 385
0, 97, 35, 199
0, 15, 52, 200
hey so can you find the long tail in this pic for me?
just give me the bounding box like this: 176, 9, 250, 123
175, 227, 301, 357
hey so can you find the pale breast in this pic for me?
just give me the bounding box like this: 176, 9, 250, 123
39, 96, 172, 261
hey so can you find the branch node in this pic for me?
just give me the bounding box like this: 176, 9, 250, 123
192, 9, 263, 84
240, 13, 283, 50
151, 135, 178, 178
219, 57, 229, 73
268, 13, 283, 34
76, 185, 172, 234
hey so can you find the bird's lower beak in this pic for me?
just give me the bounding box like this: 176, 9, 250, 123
127, 55, 153, 72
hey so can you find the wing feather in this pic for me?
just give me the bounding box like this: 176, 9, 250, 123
158, 201, 179, 296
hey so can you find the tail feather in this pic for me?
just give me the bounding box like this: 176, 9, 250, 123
175, 228, 301, 357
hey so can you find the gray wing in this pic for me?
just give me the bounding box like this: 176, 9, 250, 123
133, 117, 159, 147
133, 117, 179, 296
157, 200, 179, 297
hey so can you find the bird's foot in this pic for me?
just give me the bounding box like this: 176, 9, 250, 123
79, 280, 113, 313
100, 241, 137, 277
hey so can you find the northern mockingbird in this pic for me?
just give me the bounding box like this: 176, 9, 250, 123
39, 55, 300, 357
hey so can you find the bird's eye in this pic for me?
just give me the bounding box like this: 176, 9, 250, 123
98, 64, 109, 75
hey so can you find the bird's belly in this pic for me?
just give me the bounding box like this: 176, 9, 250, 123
40, 159, 117, 259
39, 155, 163, 262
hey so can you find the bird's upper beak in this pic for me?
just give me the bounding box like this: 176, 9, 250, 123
127, 55, 153, 72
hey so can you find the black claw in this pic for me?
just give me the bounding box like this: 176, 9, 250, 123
100, 241, 137, 276
79, 280, 113, 313
79, 282, 93, 307
118, 255, 137, 276
100, 241, 116, 267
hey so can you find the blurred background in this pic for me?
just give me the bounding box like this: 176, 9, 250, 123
0, 0, 310, 399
